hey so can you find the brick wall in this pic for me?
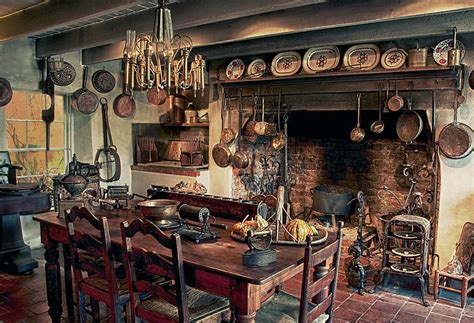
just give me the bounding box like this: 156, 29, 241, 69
232, 111, 435, 222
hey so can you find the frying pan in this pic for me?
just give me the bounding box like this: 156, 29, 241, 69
94, 98, 121, 182
50, 62, 76, 86
439, 92, 473, 159
232, 92, 249, 169
387, 82, 405, 112
212, 103, 232, 167
0, 77, 13, 107
396, 99, 423, 143
92, 69, 115, 93
147, 85, 167, 105
72, 66, 99, 115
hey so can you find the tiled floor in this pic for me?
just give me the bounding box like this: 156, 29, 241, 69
0, 243, 473, 322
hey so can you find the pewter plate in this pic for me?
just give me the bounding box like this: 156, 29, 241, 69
302, 46, 340, 73
247, 59, 267, 79
381, 48, 407, 70
271, 51, 302, 77
343, 44, 380, 71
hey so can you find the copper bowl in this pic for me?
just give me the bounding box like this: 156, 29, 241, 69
138, 199, 180, 221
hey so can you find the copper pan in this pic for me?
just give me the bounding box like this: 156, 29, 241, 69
439, 92, 472, 159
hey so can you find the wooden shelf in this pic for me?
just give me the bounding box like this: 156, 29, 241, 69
218, 65, 463, 93
160, 123, 209, 127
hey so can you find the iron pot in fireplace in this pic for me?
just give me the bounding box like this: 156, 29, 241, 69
310, 185, 353, 215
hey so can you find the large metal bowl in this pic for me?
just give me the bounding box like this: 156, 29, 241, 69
138, 199, 180, 221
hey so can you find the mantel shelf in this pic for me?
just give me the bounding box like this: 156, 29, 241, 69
160, 123, 209, 127
218, 65, 463, 93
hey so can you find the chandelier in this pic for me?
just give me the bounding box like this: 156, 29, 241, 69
122, 0, 206, 97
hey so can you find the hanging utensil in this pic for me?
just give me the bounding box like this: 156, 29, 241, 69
396, 86, 423, 143
350, 93, 365, 142
113, 65, 136, 118
254, 96, 269, 136
0, 77, 13, 107
41, 58, 55, 151
469, 71, 474, 90
50, 61, 76, 87
370, 83, 385, 134
92, 69, 116, 93
272, 91, 286, 150
94, 98, 121, 182
243, 94, 258, 142
438, 91, 473, 159
232, 91, 250, 169
387, 82, 404, 112
72, 66, 99, 115
212, 104, 232, 167
221, 97, 236, 144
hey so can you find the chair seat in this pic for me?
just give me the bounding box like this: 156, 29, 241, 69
138, 286, 229, 322
256, 291, 329, 323
81, 275, 129, 295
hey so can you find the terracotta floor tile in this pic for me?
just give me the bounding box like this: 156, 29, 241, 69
461, 315, 474, 323
333, 307, 362, 322
348, 291, 379, 304
359, 308, 394, 322
462, 304, 474, 317
340, 298, 371, 313
370, 299, 403, 314
400, 301, 432, 316
431, 302, 463, 318
426, 313, 459, 323
333, 318, 349, 323
335, 290, 351, 302
27, 301, 50, 315
392, 311, 426, 323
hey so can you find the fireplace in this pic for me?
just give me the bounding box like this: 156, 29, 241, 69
233, 110, 436, 229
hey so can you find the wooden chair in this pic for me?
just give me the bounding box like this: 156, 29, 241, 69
256, 222, 344, 323
65, 206, 129, 322
120, 218, 229, 323
434, 222, 473, 308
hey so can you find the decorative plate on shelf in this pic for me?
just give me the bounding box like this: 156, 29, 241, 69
342, 44, 381, 71
247, 59, 267, 78
225, 59, 245, 80
433, 39, 466, 66
381, 48, 407, 70
271, 51, 302, 77
302, 46, 340, 73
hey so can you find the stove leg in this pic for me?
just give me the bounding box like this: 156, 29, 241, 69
0, 212, 38, 274
419, 275, 429, 307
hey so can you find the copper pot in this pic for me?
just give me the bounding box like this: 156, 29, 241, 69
168, 94, 185, 123
138, 199, 180, 221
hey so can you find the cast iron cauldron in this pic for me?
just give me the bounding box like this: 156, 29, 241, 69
310, 185, 353, 215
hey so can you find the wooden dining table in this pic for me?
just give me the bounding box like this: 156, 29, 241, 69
34, 208, 337, 323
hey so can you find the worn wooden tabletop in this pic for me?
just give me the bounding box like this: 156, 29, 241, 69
34, 209, 336, 285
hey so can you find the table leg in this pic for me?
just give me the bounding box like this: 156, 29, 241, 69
230, 281, 259, 323
313, 260, 329, 303
44, 239, 63, 323
63, 244, 75, 322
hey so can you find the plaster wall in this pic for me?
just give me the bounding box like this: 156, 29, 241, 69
433, 33, 474, 268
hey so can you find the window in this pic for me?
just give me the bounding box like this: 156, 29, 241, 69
4, 90, 70, 183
